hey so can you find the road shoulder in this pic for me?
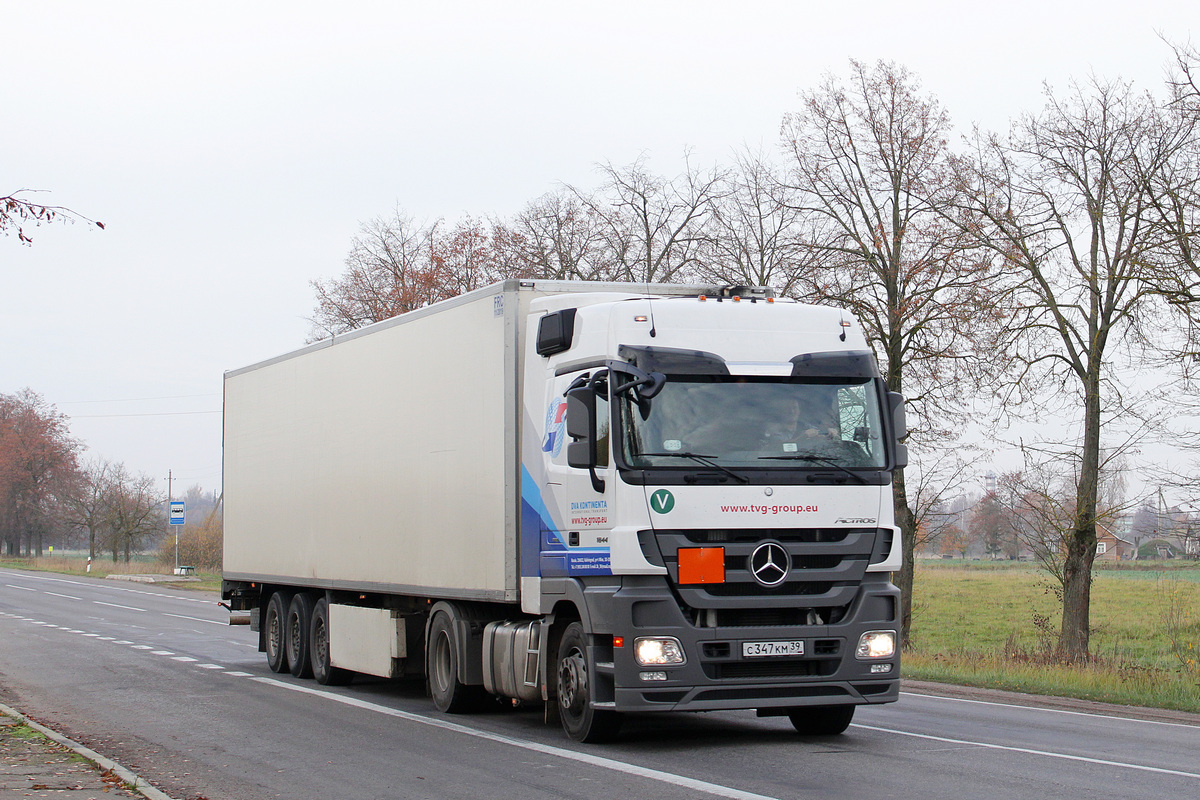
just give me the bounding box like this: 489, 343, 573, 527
902, 679, 1200, 726
0, 702, 177, 800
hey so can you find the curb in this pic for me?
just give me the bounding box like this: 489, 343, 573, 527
901, 679, 1200, 726
0, 701, 179, 800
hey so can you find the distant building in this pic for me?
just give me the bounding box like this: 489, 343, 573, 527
1095, 522, 1135, 561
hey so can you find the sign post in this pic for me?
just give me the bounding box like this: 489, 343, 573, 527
170, 493, 185, 574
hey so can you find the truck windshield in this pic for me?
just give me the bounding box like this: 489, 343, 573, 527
620, 376, 888, 470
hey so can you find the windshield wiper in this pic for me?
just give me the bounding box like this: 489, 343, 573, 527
637, 452, 750, 484
759, 454, 868, 485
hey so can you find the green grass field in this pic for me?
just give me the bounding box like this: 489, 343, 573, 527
907, 560, 1200, 712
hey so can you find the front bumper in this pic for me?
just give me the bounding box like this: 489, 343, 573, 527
582, 574, 900, 713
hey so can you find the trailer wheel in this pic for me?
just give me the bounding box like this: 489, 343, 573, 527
556, 622, 621, 742
309, 597, 354, 686
787, 705, 855, 735
427, 610, 482, 713
286, 593, 316, 679
264, 592, 289, 673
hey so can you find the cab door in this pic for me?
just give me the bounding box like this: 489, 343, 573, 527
541, 369, 615, 577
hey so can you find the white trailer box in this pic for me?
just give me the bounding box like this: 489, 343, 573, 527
223, 288, 524, 600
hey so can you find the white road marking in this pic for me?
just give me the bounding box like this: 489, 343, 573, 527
854, 723, 1200, 779
254, 677, 781, 800
5, 584, 36, 591
163, 613, 225, 626
0, 568, 211, 604
223, 671, 253, 677
93, 601, 147, 612
44, 591, 81, 600
131, 645, 154, 650
171, 656, 198, 662
901, 691, 1200, 731
196, 664, 225, 670
151, 651, 175, 656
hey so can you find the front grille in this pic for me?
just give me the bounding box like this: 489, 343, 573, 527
680, 528, 852, 544
704, 660, 838, 680
703, 581, 835, 597
654, 527, 879, 608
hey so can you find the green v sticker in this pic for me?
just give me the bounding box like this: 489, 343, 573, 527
650, 490, 675, 514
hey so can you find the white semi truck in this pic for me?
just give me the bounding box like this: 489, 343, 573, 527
222, 280, 906, 742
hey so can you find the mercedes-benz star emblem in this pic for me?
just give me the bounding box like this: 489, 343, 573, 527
749, 541, 790, 587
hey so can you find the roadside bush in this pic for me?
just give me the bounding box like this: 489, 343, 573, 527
156, 514, 222, 572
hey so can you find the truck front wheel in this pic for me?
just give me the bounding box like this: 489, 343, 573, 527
788, 705, 855, 735
556, 622, 621, 743
264, 592, 289, 673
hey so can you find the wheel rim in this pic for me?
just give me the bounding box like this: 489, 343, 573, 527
287, 612, 301, 664
432, 630, 452, 695
313, 616, 328, 668
558, 646, 588, 717
266, 608, 281, 659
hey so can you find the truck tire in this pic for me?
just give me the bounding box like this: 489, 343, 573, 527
309, 597, 354, 686
264, 591, 289, 673
286, 593, 316, 679
787, 705, 855, 735
427, 610, 483, 713
556, 622, 621, 743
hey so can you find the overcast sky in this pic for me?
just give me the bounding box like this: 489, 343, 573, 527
2, 1, 1195, 498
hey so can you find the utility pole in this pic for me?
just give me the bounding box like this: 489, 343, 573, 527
168, 469, 176, 571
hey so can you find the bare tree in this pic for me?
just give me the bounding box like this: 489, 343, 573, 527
695, 147, 813, 293
1, 189, 104, 245
61, 458, 113, 560
998, 451, 1128, 604
779, 59, 997, 646
309, 210, 444, 339
574, 154, 728, 283
101, 464, 163, 563
433, 217, 505, 297
492, 190, 615, 281
956, 76, 1186, 658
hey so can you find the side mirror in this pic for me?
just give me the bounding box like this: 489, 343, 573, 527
566, 387, 596, 469
566, 386, 606, 493
887, 392, 908, 469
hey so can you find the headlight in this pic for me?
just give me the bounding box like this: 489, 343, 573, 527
856, 630, 896, 659
634, 636, 686, 666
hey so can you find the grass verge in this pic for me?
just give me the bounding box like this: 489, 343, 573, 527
906, 560, 1200, 712
0, 555, 222, 592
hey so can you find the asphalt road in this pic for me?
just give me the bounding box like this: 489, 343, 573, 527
1, 567, 1197, 800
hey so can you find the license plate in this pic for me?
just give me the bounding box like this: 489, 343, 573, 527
742, 640, 805, 657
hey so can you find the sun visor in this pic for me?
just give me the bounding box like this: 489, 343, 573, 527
617, 345, 730, 375
789, 351, 880, 379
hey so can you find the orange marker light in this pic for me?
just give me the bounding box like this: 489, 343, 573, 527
613, 636, 625, 648
677, 547, 726, 584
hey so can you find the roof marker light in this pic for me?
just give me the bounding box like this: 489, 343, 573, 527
634, 315, 649, 323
